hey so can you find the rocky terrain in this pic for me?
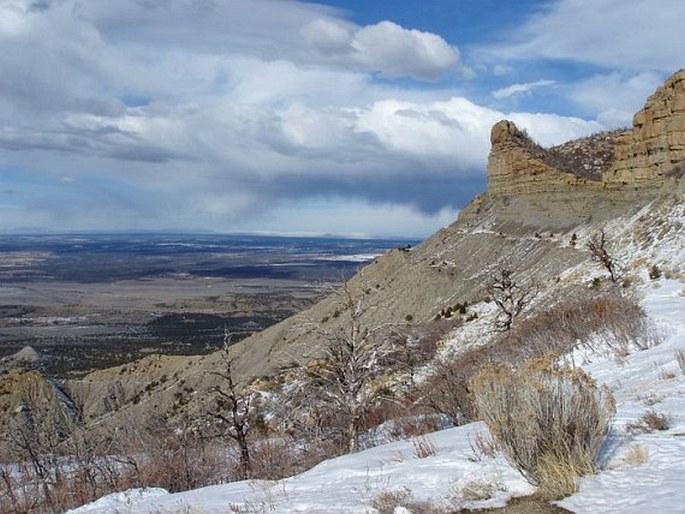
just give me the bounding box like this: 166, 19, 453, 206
1, 70, 684, 449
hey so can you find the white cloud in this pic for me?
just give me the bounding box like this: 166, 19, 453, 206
507, 113, 603, 147
300, 18, 353, 54
303, 19, 462, 80
492, 80, 556, 99
0, 0, 32, 38
349, 21, 461, 80
488, 0, 685, 73
568, 71, 664, 127
355, 97, 500, 166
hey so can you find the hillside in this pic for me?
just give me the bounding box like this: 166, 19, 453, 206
67, 278, 685, 513
45, 70, 685, 433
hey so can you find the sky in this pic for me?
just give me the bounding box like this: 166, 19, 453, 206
0, 0, 682, 238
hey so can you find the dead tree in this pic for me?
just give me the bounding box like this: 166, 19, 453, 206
488, 268, 535, 331
586, 230, 620, 282
305, 279, 391, 453
211, 331, 255, 480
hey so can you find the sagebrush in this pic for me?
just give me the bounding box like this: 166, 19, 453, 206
470, 356, 615, 499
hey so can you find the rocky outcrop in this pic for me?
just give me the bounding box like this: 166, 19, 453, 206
610, 70, 685, 186
488, 69, 685, 196
487, 121, 607, 195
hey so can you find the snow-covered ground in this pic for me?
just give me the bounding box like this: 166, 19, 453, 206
558, 278, 685, 514
68, 278, 685, 513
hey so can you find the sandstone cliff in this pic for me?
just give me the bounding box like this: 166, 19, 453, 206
488, 69, 685, 196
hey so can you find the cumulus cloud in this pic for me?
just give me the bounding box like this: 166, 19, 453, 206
507, 113, 604, 147
302, 19, 462, 80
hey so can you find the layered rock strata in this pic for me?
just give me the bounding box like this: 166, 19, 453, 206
488, 69, 685, 196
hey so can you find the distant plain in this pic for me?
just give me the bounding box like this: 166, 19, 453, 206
0, 234, 414, 375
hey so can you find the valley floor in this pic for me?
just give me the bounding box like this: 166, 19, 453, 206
67, 278, 685, 513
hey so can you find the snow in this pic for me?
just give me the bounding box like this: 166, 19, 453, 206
67, 279, 685, 513
558, 279, 685, 514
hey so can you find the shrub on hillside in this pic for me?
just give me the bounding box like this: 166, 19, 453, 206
492, 288, 659, 361
470, 356, 614, 499
417, 287, 654, 428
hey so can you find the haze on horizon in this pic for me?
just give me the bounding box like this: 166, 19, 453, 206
0, 0, 682, 238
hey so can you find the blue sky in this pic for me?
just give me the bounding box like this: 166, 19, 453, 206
0, 0, 682, 238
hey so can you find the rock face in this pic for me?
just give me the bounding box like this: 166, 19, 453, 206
611, 70, 685, 186
487, 121, 607, 195
488, 69, 685, 196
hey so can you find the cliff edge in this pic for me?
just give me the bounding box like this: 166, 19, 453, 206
487, 69, 685, 196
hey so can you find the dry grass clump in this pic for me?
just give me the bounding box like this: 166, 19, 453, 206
412, 435, 437, 459
495, 288, 659, 361
468, 432, 499, 461
626, 409, 672, 433
622, 444, 649, 466
470, 357, 614, 500
459, 478, 503, 502
371, 487, 446, 514
676, 350, 685, 374
371, 487, 414, 514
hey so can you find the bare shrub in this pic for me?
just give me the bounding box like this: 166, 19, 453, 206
379, 319, 453, 385
470, 357, 614, 499
386, 413, 443, 441
301, 279, 395, 453
488, 267, 536, 331
648, 264, 662, 280
0, 415, 230, 514
209, 331, 259, 480
493, 287, 659, 362
417, 287, 652, 427
130, 422, 230, 492
371, 487, 414, 514
248, 436, 302, 481
416, 354, 478, 426
586, 230, 621, 283
626, 410, 672, 433
412, 435, 437, 459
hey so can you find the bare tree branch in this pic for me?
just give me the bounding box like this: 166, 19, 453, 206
301, 278, 394, 453
488, 268, 536, 331
209, 330, 255, 479
586, 230, 621, 283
